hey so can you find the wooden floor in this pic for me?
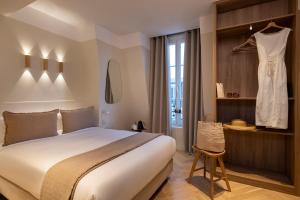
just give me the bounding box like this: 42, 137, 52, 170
153, 151, 300, 200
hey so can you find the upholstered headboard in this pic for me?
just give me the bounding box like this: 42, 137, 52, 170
0, 100, 81, 114
0, 117, 4, 148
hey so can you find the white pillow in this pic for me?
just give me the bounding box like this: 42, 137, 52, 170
57, 112, 63, 135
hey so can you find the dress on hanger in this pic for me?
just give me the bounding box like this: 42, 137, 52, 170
254, 28, 291, 129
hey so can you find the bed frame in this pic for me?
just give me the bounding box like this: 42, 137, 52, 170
0, 159, 173, 200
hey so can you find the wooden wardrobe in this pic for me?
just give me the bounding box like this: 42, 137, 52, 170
214, 0, 300, 195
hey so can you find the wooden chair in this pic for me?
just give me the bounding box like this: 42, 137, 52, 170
189, 145, 231, 199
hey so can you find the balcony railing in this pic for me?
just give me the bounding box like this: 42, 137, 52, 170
170, 99, 183, 127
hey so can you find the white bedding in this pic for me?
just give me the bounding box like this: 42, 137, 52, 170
0, 127, 176, 200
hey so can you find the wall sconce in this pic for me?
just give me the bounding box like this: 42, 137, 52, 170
59, 62, 63, 74
43, 59, 48, 71
25, 55, 30, 68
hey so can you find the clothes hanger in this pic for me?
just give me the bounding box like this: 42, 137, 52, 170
232, 35, 257, 53
259, 21, 292, 33
232, 22, 292, 52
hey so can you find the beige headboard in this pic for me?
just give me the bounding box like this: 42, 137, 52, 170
0, 117, 4, 147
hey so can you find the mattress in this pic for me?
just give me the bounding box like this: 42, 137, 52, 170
0, 127, 176, 200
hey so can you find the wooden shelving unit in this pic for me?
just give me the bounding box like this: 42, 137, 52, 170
216, 0, 276, 13
217, 97, 295, 100
217, 14, 295, 36
217, 97, 257, 100
223, 128, 294, 136
215, 0, 300, 195
216, 164, 295, 194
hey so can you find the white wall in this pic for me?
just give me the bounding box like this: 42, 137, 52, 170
80, 39, 101, 122
96, 41, 150, 130
0, 14, 151, 131
122, 46, 150, 128
97, 40, 129, 129
0, 16, 85, 114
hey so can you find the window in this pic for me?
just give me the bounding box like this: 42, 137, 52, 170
168, 35, 185, 127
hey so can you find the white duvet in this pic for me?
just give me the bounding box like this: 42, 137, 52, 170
0, 127, 176, 200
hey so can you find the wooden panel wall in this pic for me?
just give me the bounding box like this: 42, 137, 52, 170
217, 21, 294, 98
294, 9, 300, 196
218, 0, 289, 28
223, 130, 292, 174
217, 101, 256, 124
217, 0, 275, 13
217, 35, 259, 97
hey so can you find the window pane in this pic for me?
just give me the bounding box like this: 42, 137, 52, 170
179, 79, 183, 99
168, 39, 185, 127
170, 83, 176, 99
170, 66, 176, 83
180, 43, 185, 65
181, 65, 184, 81
169, 44, 176, 66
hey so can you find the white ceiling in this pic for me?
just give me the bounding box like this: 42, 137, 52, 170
0, 0, 34, 14
29, 0, 213, 37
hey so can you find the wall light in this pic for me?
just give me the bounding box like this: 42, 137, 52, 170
43, 59, 48, 71
23, 47, 31, 56
59, 62, 63, 74
25, 55, 31, 68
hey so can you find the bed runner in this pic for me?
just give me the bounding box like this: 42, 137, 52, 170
40, 132, 161, 200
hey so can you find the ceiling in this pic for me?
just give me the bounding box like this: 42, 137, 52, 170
0, 0, 34, 14
28, 0, 213, 37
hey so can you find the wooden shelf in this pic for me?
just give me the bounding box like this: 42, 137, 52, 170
217, 97, 257, 101
216, 164, 295, 194
215, 0, 299, 195
215, 0, 276, 13
217, 97, 256, 100
217, 97, 295, 101
224, 128, 294, 136
217, 13, 295, 37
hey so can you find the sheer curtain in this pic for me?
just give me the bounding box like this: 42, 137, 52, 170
183, 28, 204, 152
149, 36, 171, 135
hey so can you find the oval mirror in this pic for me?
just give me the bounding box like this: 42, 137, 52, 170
105, 59, 122, 104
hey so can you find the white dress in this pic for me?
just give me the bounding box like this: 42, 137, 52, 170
254, 28, 291, 129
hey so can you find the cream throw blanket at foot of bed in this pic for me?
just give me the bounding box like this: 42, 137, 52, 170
40, 132, 161, 200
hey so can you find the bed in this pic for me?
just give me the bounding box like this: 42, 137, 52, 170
0, 127, 176, 200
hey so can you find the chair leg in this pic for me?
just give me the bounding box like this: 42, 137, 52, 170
218, 156, 231, 192
203, 154, 206, 179
189, 151, 201, 178
210, 157, 216, 199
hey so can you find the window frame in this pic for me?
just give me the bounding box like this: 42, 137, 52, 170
167, 34, 185, 128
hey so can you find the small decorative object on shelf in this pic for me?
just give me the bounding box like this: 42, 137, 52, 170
226, 92, 240, 98
223, 119, 256, 131
216, 83, 225, 98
